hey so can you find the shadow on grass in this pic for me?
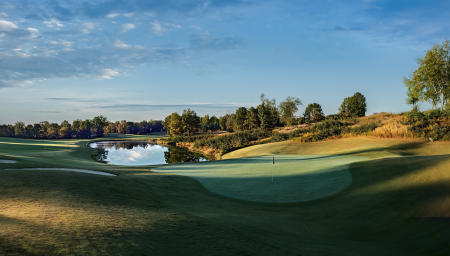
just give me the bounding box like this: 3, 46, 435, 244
0, 153, 449, 255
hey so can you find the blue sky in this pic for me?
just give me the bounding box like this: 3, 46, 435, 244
0, 0, 449, 123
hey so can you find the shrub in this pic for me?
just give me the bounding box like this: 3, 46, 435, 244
194, 129, 271, 153
270, 128, 306, 142
298, 120, 348, 142
405, 108, 449, 140
348, 122, 378, 135
313, 120, 346, 137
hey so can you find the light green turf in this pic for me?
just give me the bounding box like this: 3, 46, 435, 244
152, 155, 367, 202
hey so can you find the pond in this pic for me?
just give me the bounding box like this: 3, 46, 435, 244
89, 141, 207, 166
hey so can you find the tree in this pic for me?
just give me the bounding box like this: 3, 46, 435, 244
405, 40, 449, 110
181, 109, 200, 135
245, 107, 260, 130
92, 115, 108, 137
219, 114, 234, 131
339, 92, 367, 118
201, 115, 211, 132
59, 120, 72, 138
13, 122, 25, 137
47, 123, 60, 139
209, 116, 220, 131
279, 96, 302, 126
233, 107, 248, 131
79, 120, 92, 138
257, 94, 279, 130
164, 112, 183, 136
304, 103, 324, 123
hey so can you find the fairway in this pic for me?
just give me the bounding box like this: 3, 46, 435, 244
0, 136, 449, 255
152, 155, 367, 203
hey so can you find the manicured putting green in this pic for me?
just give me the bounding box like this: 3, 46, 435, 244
152, 155, 367, 203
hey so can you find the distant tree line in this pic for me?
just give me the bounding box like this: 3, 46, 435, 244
1, 91, 367, 139
0, 116, 163, 139
164, 92, 367, 136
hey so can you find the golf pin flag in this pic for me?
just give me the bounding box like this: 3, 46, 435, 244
273, 155, 275, 165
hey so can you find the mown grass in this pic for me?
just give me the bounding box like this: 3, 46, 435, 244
0, 135, 449, 255
152, 155, 367, 203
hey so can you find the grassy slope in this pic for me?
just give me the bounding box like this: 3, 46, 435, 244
0, 135, 449, 255
223, 136, 450, 159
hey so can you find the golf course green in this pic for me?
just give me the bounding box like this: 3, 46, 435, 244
0, 136, 449, 255
152, 155, 367, 203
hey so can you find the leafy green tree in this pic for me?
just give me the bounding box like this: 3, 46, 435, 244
219, 114, 234, 131
47, 123, 60, 139
245, 107, 260, 129
164, 112, 183, 136
304, 103, 325, 123
279, 96, 302, 126
233, 107, 248, 131
200, 115, 211, 132
209, 116, 220, 131
79, 120, 92, 138
13, 122, 25, 137
92, 115, 108, 137
59, 120, 72, 138
257, 94, 279, 130
181, 109, 200, 135
39, 121, 50, 138
405, 40, 449, 110
339, 92, 367, 118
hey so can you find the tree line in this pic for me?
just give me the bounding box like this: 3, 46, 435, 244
0, 116, 163, 139
164, 92, 367, 136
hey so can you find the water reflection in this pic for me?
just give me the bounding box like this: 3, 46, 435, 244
90, 141, 207, 165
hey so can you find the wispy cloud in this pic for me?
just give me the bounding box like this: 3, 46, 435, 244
43, 18, 63, 28
98, 103, 239, 111
81, 22, 96, 34
0, 0, 250, 89
120, 23, 135, 33
189, 33, 244, 51
151, 21, 181, 35
0, 19, 17, 31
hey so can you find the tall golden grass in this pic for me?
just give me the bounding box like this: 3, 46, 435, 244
370, 118, 413, 138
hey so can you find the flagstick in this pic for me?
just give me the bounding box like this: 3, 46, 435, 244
272, 155, 274, 183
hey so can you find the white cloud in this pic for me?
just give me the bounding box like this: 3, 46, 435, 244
106, 13, 119, 18
43, 18, 63, 28
0, 12, 8, 18
123, 12, 134, 18
0, 20, 18, 31
100, 68, 119, 79
114, 40, 131, 49
26, 27, 38, 38
81, 22, 95, 34
151, 21, 181, 35
48, 40, 73, 50
152, 22, 164, 34
120, 23, 136, 33
61, 40, 73, 50
13, 48, 30, 58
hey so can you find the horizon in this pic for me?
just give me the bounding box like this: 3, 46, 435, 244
1, 0, 449, 124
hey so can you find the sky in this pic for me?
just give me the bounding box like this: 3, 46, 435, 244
0, 0, 449, 124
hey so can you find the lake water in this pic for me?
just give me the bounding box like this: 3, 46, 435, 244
90, 141, 207, 166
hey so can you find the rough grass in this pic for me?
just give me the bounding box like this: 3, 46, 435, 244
0, 135, 449, 255
223, 136, 450, 159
